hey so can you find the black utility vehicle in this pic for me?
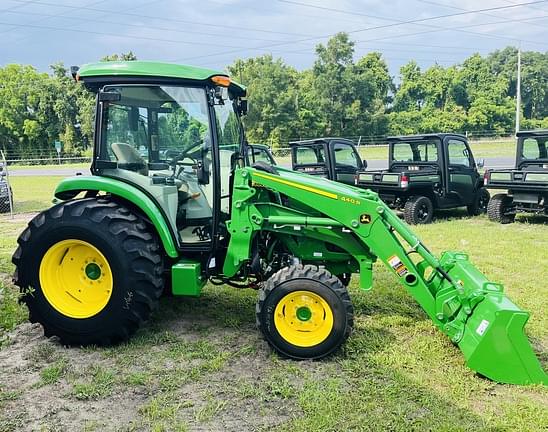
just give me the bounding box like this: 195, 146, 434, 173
356, 133, 489, 224
485, 130, 548, 223
247, 143, 276, 166
290, 138, 365, 185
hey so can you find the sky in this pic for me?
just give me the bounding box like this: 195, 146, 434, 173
0, 0, 547, 77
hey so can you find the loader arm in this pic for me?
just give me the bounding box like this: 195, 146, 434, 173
224, 166, 547, 385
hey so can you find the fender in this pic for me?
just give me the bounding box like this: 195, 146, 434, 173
54, 176, 179, 258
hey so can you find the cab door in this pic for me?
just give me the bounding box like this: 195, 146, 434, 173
330, 141, 363, 185
445, 138, 477, 205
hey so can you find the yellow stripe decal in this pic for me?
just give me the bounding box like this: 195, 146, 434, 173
253, 171, 338, 200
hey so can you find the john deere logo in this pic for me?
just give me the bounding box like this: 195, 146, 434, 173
360, 214, 371, 224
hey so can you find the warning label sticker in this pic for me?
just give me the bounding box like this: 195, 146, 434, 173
388, 255, 408, 277
476, 319, 490, 336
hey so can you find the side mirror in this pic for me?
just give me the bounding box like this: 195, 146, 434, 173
477, 158, 485, 169
238, 99, 248, 116
362, 159, 368, 170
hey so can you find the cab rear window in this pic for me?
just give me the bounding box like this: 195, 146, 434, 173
392, 140, 439, 162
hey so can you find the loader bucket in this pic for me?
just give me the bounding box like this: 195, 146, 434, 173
458, 287, 547, 385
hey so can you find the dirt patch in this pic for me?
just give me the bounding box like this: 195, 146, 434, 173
0, 296, 321, 431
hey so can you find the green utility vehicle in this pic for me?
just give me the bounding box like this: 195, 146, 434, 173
356, 134, 489, 224
485, 130, 548, 223
290, 138, 365, 185
12, 61, 546, 385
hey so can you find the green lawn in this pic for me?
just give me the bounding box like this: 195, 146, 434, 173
0, 205, 546, 430
5, 175, 63, 213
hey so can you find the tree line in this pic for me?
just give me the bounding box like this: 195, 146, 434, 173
1, 36, 547, 158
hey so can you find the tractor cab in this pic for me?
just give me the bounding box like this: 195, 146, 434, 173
75, 61, 248, 248
290, 138, 365, 185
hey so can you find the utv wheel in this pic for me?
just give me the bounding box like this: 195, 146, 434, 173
487, 193, 515, 224
256, 264, 353, 359
12, 198, 164, 345
467, 187, 490, 216
403, 196, 434, 224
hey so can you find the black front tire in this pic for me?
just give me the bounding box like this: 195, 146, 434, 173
403, 195, 434, 224
256, 264, 353, 359
12, 197, 164, 346
467, 187, 490, 216
487, 193, 515, 224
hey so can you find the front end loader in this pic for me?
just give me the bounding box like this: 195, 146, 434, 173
12, 61, 546, 386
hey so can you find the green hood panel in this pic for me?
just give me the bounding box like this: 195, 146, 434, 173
54, 176, 178, 257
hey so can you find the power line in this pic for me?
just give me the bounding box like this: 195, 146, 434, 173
6, 0, 317, 38
500, 0, 548, 14
0, 19, 317, 57
278, 0, 548, 42
351, 14, 548, 48
415, 0, 547, 29
1, 8, 303, 45
175, 1, 548, 63
0, 0, 111, 37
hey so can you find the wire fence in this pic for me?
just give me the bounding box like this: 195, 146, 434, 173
2, 133, 516, 166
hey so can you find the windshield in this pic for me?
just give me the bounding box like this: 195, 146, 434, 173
521, 137, 548, 160
392, 139, 439, 163
101, 85, 211, 165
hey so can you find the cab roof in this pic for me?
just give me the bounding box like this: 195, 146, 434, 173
516, 130, 548, 137
387, 133, 466, 141
77, 61, 246, 95
289, 137, 355, 147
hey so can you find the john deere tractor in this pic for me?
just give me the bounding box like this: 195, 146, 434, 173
13, 61, 546, 385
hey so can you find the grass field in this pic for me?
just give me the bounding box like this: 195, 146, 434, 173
0, 208, 546, 429
4, 175, 63, 213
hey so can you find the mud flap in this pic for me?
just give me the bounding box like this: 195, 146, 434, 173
458, 290, 547, 385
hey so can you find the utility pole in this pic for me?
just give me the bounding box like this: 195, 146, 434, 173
515, 45, 521, 134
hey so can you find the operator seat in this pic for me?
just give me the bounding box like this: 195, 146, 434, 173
111, 143, 148, 176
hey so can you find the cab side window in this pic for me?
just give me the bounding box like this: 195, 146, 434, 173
447, 139, 471, 168
333, 142, 360, 168
251, 148, 274, 164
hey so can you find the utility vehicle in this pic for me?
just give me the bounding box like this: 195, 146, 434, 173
290, 138, 365, 185
12, 61, 546, 385
247, 143, 276, 166
356, 134, 489, 224
485, 130, 548, 223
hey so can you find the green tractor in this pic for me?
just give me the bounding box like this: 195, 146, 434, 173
13, 61, 546, 385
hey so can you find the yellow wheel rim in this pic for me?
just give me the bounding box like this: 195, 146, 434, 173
39, 239, 113, 319
274, 290, 334, 347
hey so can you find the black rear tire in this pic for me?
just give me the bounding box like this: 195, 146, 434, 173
467, 187, 490, 216
487, 193, 515, 224
403, 195, 434, 224
337, 273, 352, 287
12, 197, 164, 346
256, 264, 353, 359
